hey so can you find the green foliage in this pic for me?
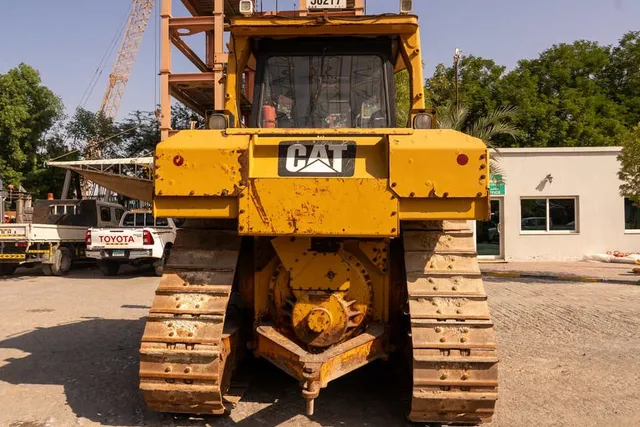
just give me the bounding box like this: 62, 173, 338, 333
394, 70, 411, 127
426, 33, 640, 148
497, 40, 627, 147
66, 107, 122, 158
608, 31, 640, 127
118, 110, 159, 157
426, 56, 507, 125
0, 63, 64, 190
618, 125, 640, 205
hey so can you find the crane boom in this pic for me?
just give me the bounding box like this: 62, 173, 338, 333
100, 0, 154, 120
75, 0, 154, 200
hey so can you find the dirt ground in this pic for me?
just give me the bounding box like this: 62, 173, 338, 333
1, 266, 639, 427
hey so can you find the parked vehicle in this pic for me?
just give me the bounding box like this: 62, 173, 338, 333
85, 210, 177, 276
0, 199, 124, 276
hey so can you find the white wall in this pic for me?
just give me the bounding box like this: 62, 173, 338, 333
495, 147, 640, 261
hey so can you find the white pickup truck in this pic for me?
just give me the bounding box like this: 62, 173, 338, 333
0, 199, 124, 276
85, 210, 177, 277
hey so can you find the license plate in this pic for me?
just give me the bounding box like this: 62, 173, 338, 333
308, 0, 346, 9
111, 250, 125, 257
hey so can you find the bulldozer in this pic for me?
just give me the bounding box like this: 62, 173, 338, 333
62, 0, 499, 424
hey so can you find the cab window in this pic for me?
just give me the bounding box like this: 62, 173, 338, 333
115, 209, 125, 222
122, 213, 135, 227
156, 217, 169, 227
100, 207, 112, 222
259, 54, 389, 129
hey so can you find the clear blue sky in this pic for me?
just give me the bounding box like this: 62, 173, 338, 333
0, 0, 636, 121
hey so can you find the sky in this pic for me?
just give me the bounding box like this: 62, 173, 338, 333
0, 0, 637, 121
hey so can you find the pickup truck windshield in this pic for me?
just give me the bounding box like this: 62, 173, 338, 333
259, 55, 388, 129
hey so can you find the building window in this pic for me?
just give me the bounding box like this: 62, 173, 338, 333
624, 198, 640, 231
521, 198, 577, 233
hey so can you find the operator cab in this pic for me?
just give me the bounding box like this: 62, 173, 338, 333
250, 37, 397, 129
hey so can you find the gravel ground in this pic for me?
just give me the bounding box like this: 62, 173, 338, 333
1, 266, 639, 427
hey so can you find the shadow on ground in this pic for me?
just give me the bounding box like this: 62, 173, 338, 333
0, 318, 415, 426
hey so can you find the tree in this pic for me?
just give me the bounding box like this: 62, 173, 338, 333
119, 110, 159, 157
65, 107, 122, 158
608, 31, 640, 127
425, 56, 507, 126
0, 63, 64, 189
24, 125, 80, 199
618, 125, 640, 205
495, 41, 628, 147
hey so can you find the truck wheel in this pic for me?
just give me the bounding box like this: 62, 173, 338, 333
153, 246, 171, 277
49, 248, 73, 276
0, 264, 17, 276
98, 260, 120, 277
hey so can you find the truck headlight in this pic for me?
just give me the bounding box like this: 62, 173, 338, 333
413, 113, 434, 129
239, 0, 254, 15
400, 0, 412, 14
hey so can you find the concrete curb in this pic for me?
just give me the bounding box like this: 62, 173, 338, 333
482, 270, 640, 286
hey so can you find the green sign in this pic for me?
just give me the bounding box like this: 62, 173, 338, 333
489, 174, 505, 196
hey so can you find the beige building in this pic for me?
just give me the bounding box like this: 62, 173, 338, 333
475, 147, 640, 261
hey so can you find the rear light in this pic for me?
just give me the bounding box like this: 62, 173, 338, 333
16, 242, 27, 248
143, 230, 154, 246
85, 230, 91, 245
457, 154, 469, 166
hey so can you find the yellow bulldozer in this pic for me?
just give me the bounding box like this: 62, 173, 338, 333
61, 0, 499, 424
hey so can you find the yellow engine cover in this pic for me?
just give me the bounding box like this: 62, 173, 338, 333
153, 129, 490, 236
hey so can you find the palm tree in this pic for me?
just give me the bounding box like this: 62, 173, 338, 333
436, 101, 521, 177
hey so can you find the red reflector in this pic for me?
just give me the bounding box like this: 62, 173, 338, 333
16, 242, 27, 248
457, 154, 469, 166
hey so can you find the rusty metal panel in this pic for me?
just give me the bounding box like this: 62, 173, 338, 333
139, 382, 226, 414
410, 320, 496, 349
158, 272, 235, 293
154, 130, 249, 197
408, 296, 491, 320
239, 178, 398, 236
142, 316, 224, 345
149, 293, 229, 316
409, 392, 496, 424
413, 351, 498, 387
140, 353, 221, 381
405, 252, 480, 274
407, 274, 485, 296
403, 230, 475, 252
389, 130, 488, 198
402, 220, 472, 231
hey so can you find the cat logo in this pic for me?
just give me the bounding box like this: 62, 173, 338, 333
278, 141, 356, 177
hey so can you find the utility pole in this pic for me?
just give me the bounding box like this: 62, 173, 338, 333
454, 48, 462, 112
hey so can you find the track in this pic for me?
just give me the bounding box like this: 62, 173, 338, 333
139, 224, 245, 414
403, 220, 499, 425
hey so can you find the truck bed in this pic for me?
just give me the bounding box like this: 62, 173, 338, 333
0, 224, 87, 242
